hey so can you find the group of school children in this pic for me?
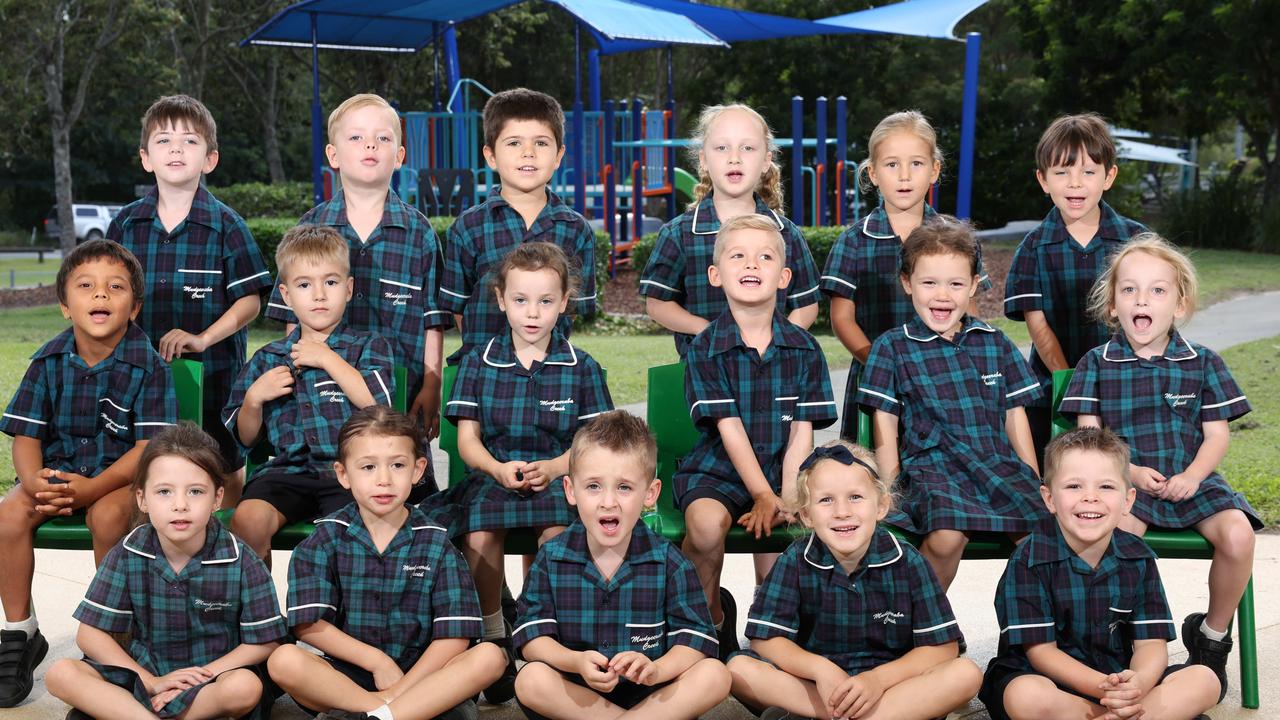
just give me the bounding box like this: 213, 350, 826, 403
0, 82, 1255, 720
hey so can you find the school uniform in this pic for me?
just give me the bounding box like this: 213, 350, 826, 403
72, 519, 286, 718
285, 503, 483, 689
109, 185, 274, 470
821, 202, 991, 440
513, 520, 718, 709
674, 309, 837, 517
979, 525, 1178, 720
444, 329, 612, 534
223, 325, 401, 523
264, 190, 452, 401
856, 315, 1045, 534
739, 528, 962, 674
1059, 331, 1260, 529
0, 323, 177, 478
639, 195, 821, 358
439, 187, 597, 363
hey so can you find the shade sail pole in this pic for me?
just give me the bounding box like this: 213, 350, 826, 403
956, 32, 980, 220
310, 12, 324, 204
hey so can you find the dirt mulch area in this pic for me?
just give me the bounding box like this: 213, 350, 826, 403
0, 286, 57, 309
602, 247, 1016, 321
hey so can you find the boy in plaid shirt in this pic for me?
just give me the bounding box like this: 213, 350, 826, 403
0, 240, 177, 706
979, 427, 1221, 720
674, 214, 838, 659
109, 94, 274, 497
269, 406, 505, 720
439, 88, 597, 364
514, 410, 730, 720
225, 225, 398, 562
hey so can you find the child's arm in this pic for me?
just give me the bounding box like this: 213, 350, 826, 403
829, 297, 873, 364
1161, 419, 1229, 502
779, 420, 813, 509
296, 620, 405, 689
873, 410, 901, 485
646, 298, 712, 336
379, 637, 470, 703
201, 642, 280, 677
457, 419, 528, 492
753, 636, 852, 714
412, 328, 445, 440
1078, 413, 1168, 495
717, 417, 782, 537
235, 367, 294, 446
830, 643, 960, 720
519, 450, 570, 494
522, 636, 619, 692
1005, 406, 1040, 476
1024, 310, 1069, 372
1024, 641, 1110, 699
786, 303, 818, 330
290, 342, 377, 407
78, 623, 172, 690
156, 294, 261, 362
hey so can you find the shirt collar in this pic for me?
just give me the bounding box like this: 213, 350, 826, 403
1027, 523, 1154, 568
706, 307, 813, 357
121, 515, 240, 566
1034, 201, 1129, 247
690, 195, 785, 236
1100, 330, 1198, 363
315, 502, 446, 554
861, 201, 937, 241
121, 185, 221, 232
481, 327, 578, 369
35, 322, 159, 371
322, 190, 410, 232
800, 526, 905, 578
266, 323, 358, 358
485, 187, 578, 223
544, 520, 667, 566
902, 314, 995, 344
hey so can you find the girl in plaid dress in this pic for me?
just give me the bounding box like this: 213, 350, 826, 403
1060, 235, 1258, 692
46, 423, 286, 720
856, 217, 1045, 590
727, 440, 981, 720
445, 242, 613, 700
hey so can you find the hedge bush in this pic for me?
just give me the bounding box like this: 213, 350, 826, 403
211, 182, 313, 220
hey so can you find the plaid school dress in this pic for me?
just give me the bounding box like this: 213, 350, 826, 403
1059, 331, 1260, 529
638, 195, 821, 358
822, 203, 991, 438
856, 315, 1045, 534
444, 329, 613, 533
439, 187, 597, 363
72, 520, 286, 718
739, 527, 963, 674
513, 520, 719, 661
286, 503, 483, 667
0, 323, 177, 476
674, 309, 837, 515
1003, 202, 1146, 406
264, 190, 451, 398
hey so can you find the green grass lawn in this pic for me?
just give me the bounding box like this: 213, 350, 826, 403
1218, 335, 1280, 526
0, 256, 59, 289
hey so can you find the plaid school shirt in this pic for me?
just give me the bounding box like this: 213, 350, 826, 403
993, 523, 1176, 675
263, 190, 451, 395
439, 187, 597, 363
108, 185, 274, 379
1058, 331, 1259, 529
0, 323, 177, 477
513, 520, 718, 661
286, 503, 483, 666
1003, 202, 1147, 406
674, 309, 838, 509
72, 518, 287, 676
856, 315, 1045, 534
639, 195, 821, 357
223, 324, 394, 481
745, 528, 962, 674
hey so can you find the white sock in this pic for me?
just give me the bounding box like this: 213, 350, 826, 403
368, 704, 394, 720
1201, 619, 1228, 641
483, 610, 505, 640
3, 615, 37, 640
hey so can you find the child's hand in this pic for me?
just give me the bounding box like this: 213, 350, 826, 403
814, 667, 851, 718
1129, 465, 1166, 495
151, 666, 213, 694
246, 366, 295, 406
577, 650, 618, 692
157, 329, 208, 362
1098, 670, 1145, 718
151, 688, 184, 712
519, 460, 556, 493
607, 651, 658, 685
371, 655, 404, 691
1158, 472, 1202, 502
830, 670, 887, 719
496, 461, 531, 493
290, 339, 339, 371
738, 491, 786, 538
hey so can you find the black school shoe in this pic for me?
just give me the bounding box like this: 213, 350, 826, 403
1182, 612, 1232, 700
0, 629, 48, 707
483, 636, 518, 705
717, 587, 740, 661
501, 581, 518, 629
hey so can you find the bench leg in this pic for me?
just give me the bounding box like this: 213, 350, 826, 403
1238, 575, 1258, 709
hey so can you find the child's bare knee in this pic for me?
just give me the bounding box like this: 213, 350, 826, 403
267, 645, 310, 685
218, 669, 263, 711
85, 497, 131, 541
514, 661, 555, 705
44, 658, 81, 696
690, 657, 731, 694
949, 658, 983, 695
1218, 515, 1256, 560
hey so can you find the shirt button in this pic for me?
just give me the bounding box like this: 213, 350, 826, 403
307, 435, 317, 443
356, 292, 364, 299
163, 239, 170, 244
359, 249, 367, 256
81, 438, 88, 445
79, 466, 88, 473
159, 279, 166, 284
602, 641, 610, 649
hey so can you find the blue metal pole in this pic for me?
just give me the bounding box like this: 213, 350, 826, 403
444, 24, 462, 170
588, 49, 601, 112
665, 47, 675, 219
629, 98, 642, 243
310, 13, 324, 204
791, 96, 803, 226
573, 24, 586, 213
815, 96, 827, 227
956, 32, 981, 220
836, 95, 847, 224
604, 99, 615, 247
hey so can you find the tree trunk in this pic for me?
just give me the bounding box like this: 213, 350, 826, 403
262, 54, 285, 183
52, 119, 76, 253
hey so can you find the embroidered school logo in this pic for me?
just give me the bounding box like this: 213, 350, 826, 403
183, 285, 213, 300
402, 564, 430, 577
319, 388, 347, 404
1164, 392, 1196, 407
780, 413, 793, 422
193, 599, 234, 613
540, 398, 575, 413
384, 291, 411, 307
872, 610, 905, 625
981, 372, 1003, 386
630, 631, 661, 651
100, 413, 127, 435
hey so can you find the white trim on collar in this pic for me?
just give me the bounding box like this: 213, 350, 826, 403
902, 323, 939, 342
482, 337, 578, 368
862, 213, 895, 240
903, 319, 994, 343
202, 533, 241, 565
802, 533, 834, 570
1101, 338, 1198, 363
866, 531, 904, 568
544, 342, 579, 367
122, 525, 155, 559
691, 203, 786, 235
481, 338, 517, 368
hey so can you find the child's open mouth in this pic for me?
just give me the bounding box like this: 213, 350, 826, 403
739, 275, 761, 287
599, 516, 620, 536
170, 520, 191, 531
1075, 511, 1105, 522
830, 524, 859, 537
929, 306, 953, 323
372, 493, 398, 505
725, 171, 744, 183
89, 308, 111, 323
1065, 195, 1087, 209
519, 165, 538, 173
1132, 314, 1152, 332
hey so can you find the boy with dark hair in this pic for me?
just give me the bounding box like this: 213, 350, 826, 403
439, 87, 596, 364
109, 94, 273, 497
0, 240, 177, 705
1003, 113, 1147, 464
